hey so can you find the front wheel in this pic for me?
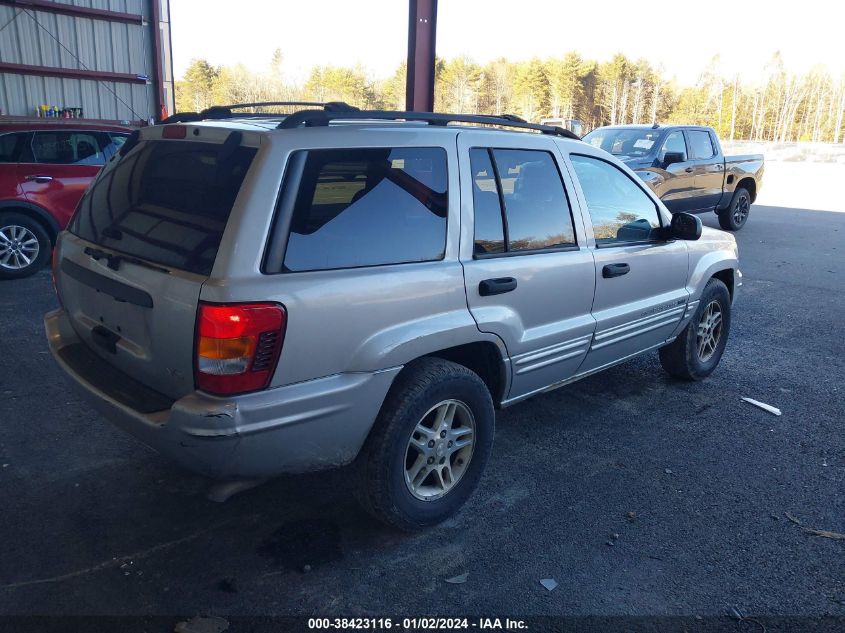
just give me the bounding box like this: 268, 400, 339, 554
659, 278, 731, 380
355, 358, 495, 531
718, 187, 751, 231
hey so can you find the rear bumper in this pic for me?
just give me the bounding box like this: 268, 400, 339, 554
45, 309, 400, 480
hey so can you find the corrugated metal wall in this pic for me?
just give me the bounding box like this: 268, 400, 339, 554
0, 0, 170, 121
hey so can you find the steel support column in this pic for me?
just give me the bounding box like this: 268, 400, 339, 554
405, 0, 437, 112
149, 0, 166, 121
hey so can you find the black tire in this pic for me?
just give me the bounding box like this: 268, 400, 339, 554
355, 357, 495, 531
0, 212, 51, 280
718, 187, 751, 231
659, 278, 731, 381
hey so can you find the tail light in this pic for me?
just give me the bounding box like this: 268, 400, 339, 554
195, 302, 286, 396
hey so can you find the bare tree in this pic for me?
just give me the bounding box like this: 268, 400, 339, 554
174, 51, 845, 143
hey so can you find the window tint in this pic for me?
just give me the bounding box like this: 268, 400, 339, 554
570, 154, 661, 245
71, 140, 256, 275
687, 130, 715, 160
0, 133, 29, 163
31, 131, 105, 165
101, 133, 130, 160
660, 131, 687, 162
583, 128, 662, 157
491, 149, 575, 252
109, 133, 128, 148
283, 147, 448, 272
469, 149, 505, 255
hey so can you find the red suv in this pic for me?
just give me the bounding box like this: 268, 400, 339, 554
0, 121, 133, 279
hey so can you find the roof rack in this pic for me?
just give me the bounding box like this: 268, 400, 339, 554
160, 101, 359, 124
276, 109, 581, 140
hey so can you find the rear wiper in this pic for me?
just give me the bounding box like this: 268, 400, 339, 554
84, 246, 170, 274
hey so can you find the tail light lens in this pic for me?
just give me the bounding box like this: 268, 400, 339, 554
195, 302, 286, 396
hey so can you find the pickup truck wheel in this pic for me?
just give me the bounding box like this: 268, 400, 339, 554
355, 357, 495, 531
659, 278, 731, 380
0, 213, 51, 280
718, 187, 751, 231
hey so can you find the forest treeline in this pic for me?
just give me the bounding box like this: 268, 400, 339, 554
176, 50, 845, 143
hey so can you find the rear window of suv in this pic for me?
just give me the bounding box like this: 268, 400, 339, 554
280, 147, 448, 272
70, 139, 256, 276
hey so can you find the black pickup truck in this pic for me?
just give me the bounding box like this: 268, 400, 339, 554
582, 124, 764, 231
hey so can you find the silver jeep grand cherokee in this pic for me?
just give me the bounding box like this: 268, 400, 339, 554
45, 104, 740, 530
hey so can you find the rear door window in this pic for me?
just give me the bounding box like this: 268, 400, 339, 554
469, 149, 505, 255
109, 133, 129, 148
31, 131, 106, 166
281, 147, 448, 272
70, 140, 257, 275
470, 148, 576, 256
100, 133, 130, 160
687, 130, 715, 160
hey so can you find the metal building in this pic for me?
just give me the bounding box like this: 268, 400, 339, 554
0, 0, 173, 124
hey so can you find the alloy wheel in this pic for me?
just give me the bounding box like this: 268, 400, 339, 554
733, 194, 750, 226
696, 300, 723, 362
0, 225, 40, 270
404, 399, 475, 501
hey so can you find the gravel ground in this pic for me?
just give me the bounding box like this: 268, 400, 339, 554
0, 204, 842, 630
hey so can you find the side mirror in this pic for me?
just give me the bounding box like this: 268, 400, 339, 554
662, 151, 685, 167
670, 212, 702, 241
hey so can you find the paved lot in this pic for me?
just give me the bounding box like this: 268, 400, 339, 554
0, 204, 843, 626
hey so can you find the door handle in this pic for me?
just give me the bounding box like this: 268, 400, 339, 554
715, 164, 724, 170
602, 263, 630, 278
25, 175, 53, 183
684, 167, 694, 173
479, 277, 517, 296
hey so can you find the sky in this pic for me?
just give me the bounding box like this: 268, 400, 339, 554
169, 0, 845, 86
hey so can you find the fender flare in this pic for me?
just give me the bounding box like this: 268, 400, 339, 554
687, 253, 739, 302
0, 200, 61, 242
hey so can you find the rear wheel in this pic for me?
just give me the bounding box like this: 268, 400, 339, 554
0, 212, 51, 280
718, 187, 751, 231
659, 278, 731, 380
356, 358, 495, 531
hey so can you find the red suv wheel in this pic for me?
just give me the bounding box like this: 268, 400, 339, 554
0, 212, 51, 279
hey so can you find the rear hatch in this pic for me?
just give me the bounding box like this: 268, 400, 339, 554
54, 126, 259, 400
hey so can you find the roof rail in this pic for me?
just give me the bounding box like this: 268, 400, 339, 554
276, 109, 581, 140
160, 101, 359, 124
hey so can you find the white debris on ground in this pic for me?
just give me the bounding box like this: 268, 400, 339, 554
539, 578, 558, 591
741, 397, 782, 416
445, 573, 468, 584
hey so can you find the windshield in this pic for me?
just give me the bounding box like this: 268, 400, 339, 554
70, 139, 256, 276
582, 128, 663, 157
